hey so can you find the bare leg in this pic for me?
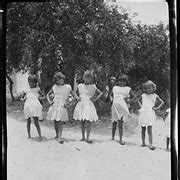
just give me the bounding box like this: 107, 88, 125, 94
86, 120, 92, 143
112, 121, 117, 140
148, 126, 155, 150
58, 121, 64, 144
81, 120, 86, 141
27, 117, 31, 138
33, 117, 42, 141
166, 137, 170, 150
118, 119, 125, 145
54, 120, 59, 138
141, 126, 146, 146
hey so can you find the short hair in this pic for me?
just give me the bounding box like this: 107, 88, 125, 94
83, 70, 94, 81
118, 74, 129, 84
28, 74, 38, 84
143, 80, 157, 93
53, 72, 66, 84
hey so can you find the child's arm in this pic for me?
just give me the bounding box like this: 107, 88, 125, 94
163, 111, 169, 121
46, 89, 54, 104
72, 77, 81, 101
136, 96, 142, 108
109, 90, 113, 102
126, 89, 136, 104
72, 88, 81, 102
20, 91, 27, 101
153, 96, 164, 110
38, 89, 46, 100
90, 88, 103, 102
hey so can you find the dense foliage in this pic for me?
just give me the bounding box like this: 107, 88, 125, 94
6, 1, 170, 109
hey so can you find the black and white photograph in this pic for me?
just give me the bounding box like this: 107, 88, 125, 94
4, 0, 177, 180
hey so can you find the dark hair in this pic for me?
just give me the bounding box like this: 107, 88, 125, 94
28, 74, 38, 84
118, 74, 129, 85
53, 72, 66, 84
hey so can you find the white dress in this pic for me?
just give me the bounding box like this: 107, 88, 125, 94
47, 84, 72, 121
164, 108, 170, 138
73, 83, 98, 121
138, 93, 158, 127
111, 86, 131, 122
24, 87, 43, 120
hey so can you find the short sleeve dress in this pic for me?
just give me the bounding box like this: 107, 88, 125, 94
164, 108, 171, 138
111, 86, 131, 122
24, 87, 43, 120
47, 84, 72, 121
138, 93, 158, 127
73, 83, 98, 121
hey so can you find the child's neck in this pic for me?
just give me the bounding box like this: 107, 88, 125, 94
57, 84, 64, 86
118, 85, 125, 87
84, 82, 92, 85
145, 92, 154, 95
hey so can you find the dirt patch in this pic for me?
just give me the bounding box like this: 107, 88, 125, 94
6, 99, 171, 180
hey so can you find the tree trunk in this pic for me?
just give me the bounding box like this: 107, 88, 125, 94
6, 75, 14, 101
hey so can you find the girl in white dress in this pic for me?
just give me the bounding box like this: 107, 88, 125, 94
73, 70, 103, 143
46, 72, 74, 144
110, 74, 136, 145
138, 80, 164, 150
21, 74, 45, 141
164, 108, 171, 150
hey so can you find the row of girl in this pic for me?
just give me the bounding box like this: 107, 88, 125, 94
19, 70, 171, 151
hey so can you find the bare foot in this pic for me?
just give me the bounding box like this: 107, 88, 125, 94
149, 146, 155, 150
38, 137, 43, 142
86, 140, 93, 144
58, 139, 64, 144
119, 141, 125, 145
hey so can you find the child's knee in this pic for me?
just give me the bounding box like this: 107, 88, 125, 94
33, 118, 39, 127
118, 120, 123, 126
85, 120, 91, 127
113, 121, 117, 126
142, 126, 146, 132
147, 126, 152, 134
27, 119, 31, 124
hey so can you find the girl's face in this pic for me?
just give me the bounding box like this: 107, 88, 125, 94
145, 85, 154, 94
110, 78, 116, 85
84, 76, 93, 84
56, 77, 64, 85
29, 81, 37, 88
118, 79, 126, 87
